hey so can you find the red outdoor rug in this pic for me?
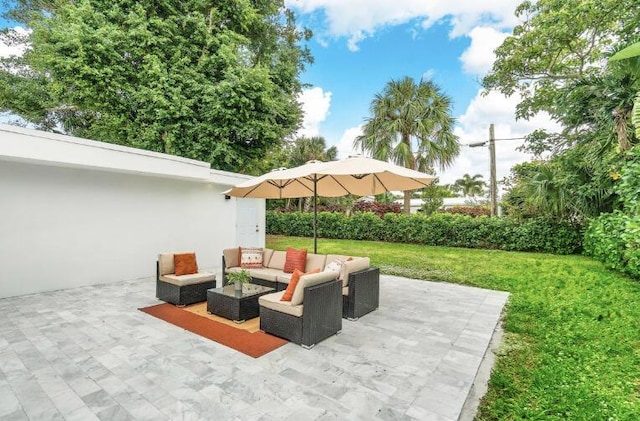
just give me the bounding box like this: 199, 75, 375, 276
139, 303, 288, 358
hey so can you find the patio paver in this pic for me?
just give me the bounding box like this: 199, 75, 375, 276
0, 275, 508, 420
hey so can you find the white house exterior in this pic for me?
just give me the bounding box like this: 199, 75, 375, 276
0, 124, 264, 298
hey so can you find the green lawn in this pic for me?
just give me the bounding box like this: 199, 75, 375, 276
267, 235, 640, 420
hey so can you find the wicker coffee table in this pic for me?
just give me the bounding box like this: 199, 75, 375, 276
207, 284, 275, 323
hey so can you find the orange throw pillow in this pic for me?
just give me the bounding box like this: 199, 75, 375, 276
283, 247, 307, 273
281, 268, 320, 301
174, 253, 198, 275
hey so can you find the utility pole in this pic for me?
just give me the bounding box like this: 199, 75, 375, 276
489, 124, 497, 217
468, 124, 499, 217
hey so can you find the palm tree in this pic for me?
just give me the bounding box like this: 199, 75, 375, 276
453, 174, 486, 197
287, 136, 338, 209
288, 136, 337, 167
354, 76, 460, 213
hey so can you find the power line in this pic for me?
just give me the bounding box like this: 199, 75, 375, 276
464, 136, 527, 147
494, 136, 528, 141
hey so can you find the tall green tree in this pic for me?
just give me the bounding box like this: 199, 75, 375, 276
483, 0, 639, 220
0, 0, 312, 172
452, 174, 486, 197
354, 76, 460, 214
611, 42, 640, 139
483, 0, 638, 122
501, 150, 617, 222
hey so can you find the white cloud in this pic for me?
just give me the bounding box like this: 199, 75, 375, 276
335, 125, 363, 158
296, 87, 332, 137
459, 27, 509, 76
437, 90, 561, 191
422, 69, 436, 81
347, 31, 365, 52
0, 27, 31, 58
286, 0, 521, 49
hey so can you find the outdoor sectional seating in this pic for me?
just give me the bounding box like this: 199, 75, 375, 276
258, 270, 342, 348
222, 247, 380, 320
156, 252, 216, 306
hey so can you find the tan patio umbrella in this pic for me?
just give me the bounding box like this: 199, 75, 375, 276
224, 155, 435, 252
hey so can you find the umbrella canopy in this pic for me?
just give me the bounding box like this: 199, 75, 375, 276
225, 156, 435, 198
224, 156, 436, 252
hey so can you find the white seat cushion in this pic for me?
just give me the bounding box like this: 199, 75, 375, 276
159, 252, 194, 276
245, 268, 283, 283
340, 257, 370, 287
262, 248, 274, 267
291, 271, 338, 306
259, 291, 303, 317
267, 251, 286, 270
222, 248, 240, 268
276, 273, 293, 284
306, 253, 327, 272
160, 271, 215, 286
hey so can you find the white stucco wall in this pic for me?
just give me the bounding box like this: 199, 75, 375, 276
0, 126, 264, 298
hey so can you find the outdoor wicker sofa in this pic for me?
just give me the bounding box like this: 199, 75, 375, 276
156, 252, 216, 306
222, 247, 380, 320
258, 270, 342, 348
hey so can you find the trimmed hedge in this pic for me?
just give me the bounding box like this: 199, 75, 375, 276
267, 211, 583, 254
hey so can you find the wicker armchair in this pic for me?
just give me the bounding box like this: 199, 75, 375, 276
343, 267, 380, 320
259, 272, 342, 349
156, 253, 216, 306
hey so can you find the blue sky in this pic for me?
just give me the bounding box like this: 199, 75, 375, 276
286, 0, 559, 187
300, 20, 477, 133
0, 1, 559, 187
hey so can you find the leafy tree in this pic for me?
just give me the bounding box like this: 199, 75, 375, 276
611, 41, 640, 139
419, 177, 455, 215
509, 58, 638, 220
502, 151, 617, 222
484, 0, 639, 157
452, 173, 486, 197
354, 76, 460, 214
0, 0, 312, 172
244, 142, 291, 176
483, 0, 638, 221
483, 0, 638, 121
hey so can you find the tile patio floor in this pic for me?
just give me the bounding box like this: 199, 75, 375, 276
0, 275, 508, 421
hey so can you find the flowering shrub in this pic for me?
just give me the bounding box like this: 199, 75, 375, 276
351, 201, 401, 217
270, 204, 346, 213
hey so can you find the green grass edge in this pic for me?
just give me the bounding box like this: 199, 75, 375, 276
267, 235, 640, 420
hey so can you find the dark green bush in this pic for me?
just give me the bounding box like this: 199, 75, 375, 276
583, 147, 640, 278
584, 211, 640, 277
266, 211, 583, 254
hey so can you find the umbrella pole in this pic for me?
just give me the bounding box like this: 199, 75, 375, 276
313, 177, 317, 254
